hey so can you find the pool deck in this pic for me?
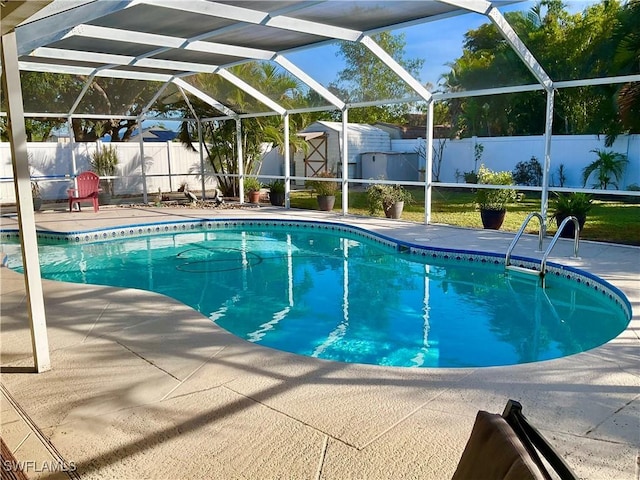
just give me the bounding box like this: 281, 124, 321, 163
1, 205, 638, 480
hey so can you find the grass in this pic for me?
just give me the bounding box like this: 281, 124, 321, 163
290, 187, 640, 246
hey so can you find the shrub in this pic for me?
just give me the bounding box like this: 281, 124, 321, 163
551, 192, 593, 221
268, 180, 285, 193
463, 171, 478, 183
367, 184, 413, 215
306, 171, 338, 196
476, 164, 517, 211
554, 164, 567, 187
243, 177, 262, 194
512, 156, 542, 186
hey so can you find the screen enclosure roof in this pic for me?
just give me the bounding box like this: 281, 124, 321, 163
2, 0, 544, 120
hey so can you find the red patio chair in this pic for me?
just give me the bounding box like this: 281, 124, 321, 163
67, 171, 101, 212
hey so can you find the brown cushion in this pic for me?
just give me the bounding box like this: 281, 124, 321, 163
451, 411, 546, 480
1, 436, 29, 480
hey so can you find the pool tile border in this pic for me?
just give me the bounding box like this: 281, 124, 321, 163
1, 218, 632, 319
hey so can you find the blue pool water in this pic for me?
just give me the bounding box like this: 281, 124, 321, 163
3, 224, 630, 368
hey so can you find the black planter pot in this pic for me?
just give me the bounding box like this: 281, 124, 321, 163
480, 208, 506, 230
269, 192, 285, 206
556, 215, 586, 238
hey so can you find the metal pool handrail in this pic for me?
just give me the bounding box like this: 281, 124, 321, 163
540, 216, 581, 277
505, 212, 545, 268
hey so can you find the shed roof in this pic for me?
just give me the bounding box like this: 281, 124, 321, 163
301, 121, 390, 137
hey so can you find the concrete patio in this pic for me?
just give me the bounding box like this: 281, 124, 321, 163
1, 205, 638, 479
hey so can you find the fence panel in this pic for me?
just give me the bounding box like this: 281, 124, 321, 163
1, 134, 638, 203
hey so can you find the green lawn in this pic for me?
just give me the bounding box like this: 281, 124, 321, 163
289, 188, 640, 246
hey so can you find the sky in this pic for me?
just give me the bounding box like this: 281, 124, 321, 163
286, 0, 600, 90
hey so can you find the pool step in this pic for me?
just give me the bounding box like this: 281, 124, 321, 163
505, 265, 541, 276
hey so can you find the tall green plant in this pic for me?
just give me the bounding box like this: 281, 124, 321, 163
90, 145, 119, 195
582, 148, 629, 189
306, 171, 338, 196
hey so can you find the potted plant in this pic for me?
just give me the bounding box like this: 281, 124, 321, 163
244, 177, 262, 204
462, 142, 483, 184
268, 180, 285, 206
306, 171, 338, 211
89, 144, 119, 204
551, 192, 593, 238
31, 178, 42, 211
29, 165, 43, 211
475, 164, 517, 230
367, 183, 413, 219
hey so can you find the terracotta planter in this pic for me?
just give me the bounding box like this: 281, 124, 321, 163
555, 215, 585, 239
480, 208, 506, 230
317, 195, 335, 211
248, 191, 261, 204
384, 201, 404, 219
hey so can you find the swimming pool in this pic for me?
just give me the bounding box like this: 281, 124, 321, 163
1, 219, 631, 368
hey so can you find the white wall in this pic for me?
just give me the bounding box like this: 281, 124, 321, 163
3, 134, 638, 203
391, 134, 640, 189
0, 141, 206, 202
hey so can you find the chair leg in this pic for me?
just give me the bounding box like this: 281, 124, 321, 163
93, 198, 99, 213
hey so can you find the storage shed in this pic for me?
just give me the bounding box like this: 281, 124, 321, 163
295, 121, 390, 181
361, 152, 420, 181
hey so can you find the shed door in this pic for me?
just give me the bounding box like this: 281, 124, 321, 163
303, 134, 328, 177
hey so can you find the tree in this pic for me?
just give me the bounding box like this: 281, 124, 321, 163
176, 62, 314, 196
12, 72, 172, 142
608, 0, 640, 144
330, 32, 424, 124
442, 0, 636, 138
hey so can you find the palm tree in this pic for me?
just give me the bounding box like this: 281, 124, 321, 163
582, 149, 629, 190
615, 1, 640, 118
175, 62, 312, 196
605, 0, 640, 145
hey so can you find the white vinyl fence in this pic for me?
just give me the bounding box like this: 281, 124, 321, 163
1, 134, 639, 203
260, 133, 639, 190
390, 134, 639, 189
0, 141, 206, 202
